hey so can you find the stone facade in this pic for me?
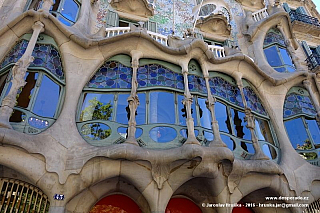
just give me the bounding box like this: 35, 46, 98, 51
0, 0, 319, 212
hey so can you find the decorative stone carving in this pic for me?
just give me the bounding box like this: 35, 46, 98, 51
151, 162, 171, 189
235, 0, 265, 11
109, 0, 154, 18
303, 79, 320, 119
40, 0, 54, 12
196, 15, 231, 38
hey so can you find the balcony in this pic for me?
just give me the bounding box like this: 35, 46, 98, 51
252, 7, 269, 22
289, 10, 320, 36
105, 27, 226, 58
305, 53, 320, 71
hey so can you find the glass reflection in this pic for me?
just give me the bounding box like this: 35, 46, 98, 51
116, 94, 130, 124
285, 118, 311, 150
149, 126, 177, 143
117, 127, 143, 138
215, 102, 232, 133
81, 123, 111, 140
80, 93, 113, 122
221, 135, 235, 150
241, 142, 255, 154
204, 131, 213, 141
60, 0, 79, 22
33, 75, 60, 117
306, 119, 320, 145
136, 93, 146, 125
254, 118, 274, 143
149, 92, 175, 124
279, 48, 294, 68
231, 109, 251, 140
9, 110, 26, 123
264, 46, 282, 67
198, 98, 212, 129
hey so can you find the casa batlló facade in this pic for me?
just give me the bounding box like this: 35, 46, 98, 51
0, 0, 319, 212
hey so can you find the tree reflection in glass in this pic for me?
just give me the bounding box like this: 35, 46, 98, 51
81, 123, 111, 140
80, 93, 113, 122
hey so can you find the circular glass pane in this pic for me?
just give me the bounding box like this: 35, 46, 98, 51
150, 126, 177, 143
81, 123, 111, 140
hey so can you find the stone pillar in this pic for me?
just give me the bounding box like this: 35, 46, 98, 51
236, 75, 268, 160
181, 64, 200, 145
303, 79, 320, 118
125, 51, 142, 146
204, 75, 226, 147
41, 0, 54, 12
0, 21, 44, 128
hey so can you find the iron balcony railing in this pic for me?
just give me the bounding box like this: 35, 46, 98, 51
289, 10, 320, 27
305, 54, 320, 70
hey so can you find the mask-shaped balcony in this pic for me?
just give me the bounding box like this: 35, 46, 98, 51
289, 10, 320, 36
195, 6, 231, 38
109, 0, 154, 18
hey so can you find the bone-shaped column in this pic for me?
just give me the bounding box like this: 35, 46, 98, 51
0, 21, 44, 128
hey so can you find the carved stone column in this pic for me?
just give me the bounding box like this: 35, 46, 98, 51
41, 0, 54, 12
303, 79, 320, 119
125, 51, 142, 146
0, 21, 44, 128
204, 76, 226, 147
237, 76, 268, 160
181, 64, 200, 145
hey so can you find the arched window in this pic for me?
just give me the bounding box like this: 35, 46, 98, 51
166, 198, 201, 213
25, 0, 81, 26
90, 194, 141, 213
263, 28, 295, 73
77, 55, 133, 146
0, 34, 65, 134
212, 76, 278, 160
284, 87, 320, 166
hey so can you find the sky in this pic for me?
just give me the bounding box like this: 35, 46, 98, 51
316, 1, 320, 13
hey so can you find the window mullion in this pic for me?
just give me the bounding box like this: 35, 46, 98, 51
113, 93, 118, 122
303, 117, 316, 148
227, 105, 235, 136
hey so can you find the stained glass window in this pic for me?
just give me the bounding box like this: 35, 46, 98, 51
284, 88, 320, 166
284, 93, 317, 117
87, 61, 132, 89
209, 77, 243, 107
137, 64, 184, 90
263, 28, 285, 46
199, 4, 216, 17
0, 40, 64, 79
243, 86, 267, 115
188, 75, 207, 94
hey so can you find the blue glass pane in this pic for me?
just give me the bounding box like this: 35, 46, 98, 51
178, 95, 197, 126
80, 93, 114, 121
117, 127, 128, 138
87, 61, 132, 89
306, 119, 320, 145
204, 131, 214, 141
220, 135, 235, 150
81, 123, 111, 140
136, 93, 146, 125
263, 28, 285, 46
264, 46, 282, 67
279, 48, 294, 67
215, 102, 231, 133
262, 144, 277, 160
149, 92, 175, 124
136, 128, 143, 138
198, 98, 212, 129
60, 0, 79, 23
188, 75, 207, 94
274, 67, 286, 73
285, 118, 311, 149
57, 16, 72, 26
149, 126, 177, 143
231, 109, 251, 140
116, 94, 130, 124
33, 75, 60, 118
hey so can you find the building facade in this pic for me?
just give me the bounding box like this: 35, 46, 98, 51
0, 0, 319, 212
